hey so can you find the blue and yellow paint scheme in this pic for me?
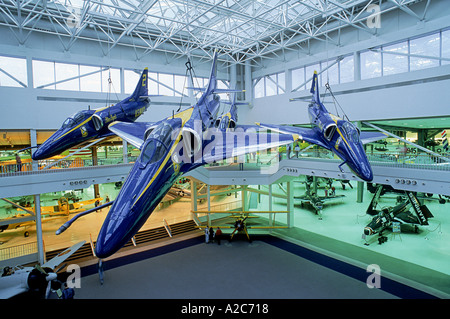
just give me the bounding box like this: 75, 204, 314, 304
258, 71, 387, 182
79, 52, 297, 259
32, 69, 151, 160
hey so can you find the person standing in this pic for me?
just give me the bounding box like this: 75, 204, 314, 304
205, 227, 210, 243
15, 154, 22, 172
215, 227, 222, 245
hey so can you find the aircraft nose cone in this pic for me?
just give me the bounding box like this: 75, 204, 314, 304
356, 160, 373, 182
95, 210, 129, 259
364, 227, 374, 236
32, 146, 46, 161
94, 199, 139, 259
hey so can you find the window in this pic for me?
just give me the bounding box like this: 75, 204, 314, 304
148, 72, 158, 95
55, 62, 79, 91
321, 60, 338, 86
33, 60, 55, 89
410, 33, 440, 71
158, 73, 174, 96
383, 41, 408, 76
441, 29, 450, 65
33, 59, 120, 93
80, 65, 101, 92
174, 75, 188, 97
101, 67, 120, 94
339, 55, 354, 83
0, 55, 27, 88
291, 67, 305, 92
124, 69, 140, 94
265, 74, 277, 96
361, 50, 381, 79
254, 78, 264, 98
253, 72, 285, 98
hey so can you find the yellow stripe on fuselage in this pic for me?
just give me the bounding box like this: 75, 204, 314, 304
54, 107, 110, 141
131, 107, 194, 207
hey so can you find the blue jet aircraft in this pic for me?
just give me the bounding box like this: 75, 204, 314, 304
56, 52, 296, 260
257, 71, 386, 182
32, 69, 151, 160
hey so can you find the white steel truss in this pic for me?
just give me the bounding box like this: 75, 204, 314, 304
0, 0, 430, 64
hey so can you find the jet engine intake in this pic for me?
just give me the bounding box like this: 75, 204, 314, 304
181, 127, 202, 158
323, 123, 337, 141
92, 114, 103, 131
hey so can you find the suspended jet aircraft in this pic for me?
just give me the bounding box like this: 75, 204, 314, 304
214, 91, 247, 130
257, 71, 386, 182
32, 68, 151, 160
56, 52, 296, 260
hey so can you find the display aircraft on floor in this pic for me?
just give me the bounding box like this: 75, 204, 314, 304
363, 184, 434, 245
0, 241, 85, 299
32, 68, 151, 160
257, 71, 386, 182
57, 51, 297, 260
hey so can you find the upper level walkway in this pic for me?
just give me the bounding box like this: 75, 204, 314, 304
1, 150, 449, 198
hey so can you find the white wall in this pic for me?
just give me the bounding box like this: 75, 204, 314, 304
240, 0, 450, 125
240, 64, 450, 125
1, 0, 450, 130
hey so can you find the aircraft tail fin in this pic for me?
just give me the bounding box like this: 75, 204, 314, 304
406, 192, 434, 225
206, 51, 218, 94
130, 68, 149, 101
310, 71, 321, 105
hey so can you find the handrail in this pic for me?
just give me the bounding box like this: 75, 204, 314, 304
163, 219, 172, 237
0, 241, 37, 261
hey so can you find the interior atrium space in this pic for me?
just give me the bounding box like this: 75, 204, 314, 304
0, 0, 449, 302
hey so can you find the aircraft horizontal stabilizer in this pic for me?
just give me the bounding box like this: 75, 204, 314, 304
257, 123, 329, 150
186, 87, 244, 94
360, 131, 388, 145
201, 126, 295, 163
213, 88, 245, 94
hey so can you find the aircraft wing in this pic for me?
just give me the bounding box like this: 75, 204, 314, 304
108, 121, 157, 149
360, 131, 388, 145
201, 125, 296, 163
256, 123, 329, 149
41, 240, 86, 270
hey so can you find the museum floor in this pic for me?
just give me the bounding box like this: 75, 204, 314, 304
2, 179, 449, 299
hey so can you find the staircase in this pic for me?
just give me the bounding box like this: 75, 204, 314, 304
45, 219, 199, 262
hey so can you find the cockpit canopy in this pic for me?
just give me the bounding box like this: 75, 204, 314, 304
340, 121, 360, 144
61, 110, 92, 129
140, 119, 180, 166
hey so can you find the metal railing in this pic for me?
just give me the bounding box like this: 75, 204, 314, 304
0, 155, 138, 177
0, 241, 37, 261
2, 147, 449, 179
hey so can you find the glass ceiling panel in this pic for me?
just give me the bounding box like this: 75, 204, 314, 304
2, 0, 423, 63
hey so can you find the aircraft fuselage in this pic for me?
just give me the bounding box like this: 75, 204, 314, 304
308, 103, 373, 181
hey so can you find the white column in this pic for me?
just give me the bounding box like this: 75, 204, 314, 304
287, 182, 294, 228
30, 129, 38, 171
34, 194, 45, 264
123, 140, 128, 164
